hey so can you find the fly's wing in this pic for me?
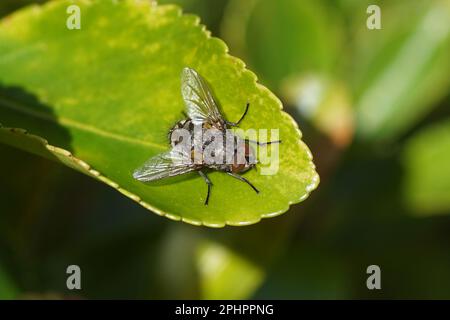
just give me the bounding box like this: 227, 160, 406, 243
181, 67, 224, 126
133, 149, 196, 182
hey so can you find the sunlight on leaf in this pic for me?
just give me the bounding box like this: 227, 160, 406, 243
0, 0, 318, 227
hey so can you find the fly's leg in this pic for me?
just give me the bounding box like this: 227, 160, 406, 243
244, 139, 282, 145
235, 102, 249, 125
226, 172, 259, 194
198, 170, 212, 205
225, 102, 250, 127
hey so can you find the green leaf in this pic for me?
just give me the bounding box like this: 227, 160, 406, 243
221, 0, 351, 146
353, 0, 450, 140
0, 0, 318, 227
196, 239, 264, 299
157, 0, 229, 35
0, 0, 46, 18
403, 119, 450, 216
156, 224, 268, 299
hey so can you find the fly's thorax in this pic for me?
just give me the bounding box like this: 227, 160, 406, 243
169, 118, 195, 147
169, 118, 223, 147
198, 128, 227, 165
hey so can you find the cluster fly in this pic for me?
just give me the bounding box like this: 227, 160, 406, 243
133, 67, 280, 205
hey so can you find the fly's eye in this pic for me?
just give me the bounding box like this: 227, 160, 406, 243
178, 136, 184, 143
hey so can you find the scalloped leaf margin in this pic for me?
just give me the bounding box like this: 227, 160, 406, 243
0, 1, 319, 227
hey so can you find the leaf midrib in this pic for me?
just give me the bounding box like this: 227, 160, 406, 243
0, 94, 166, 150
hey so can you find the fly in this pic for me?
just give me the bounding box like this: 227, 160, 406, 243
133, 67, 280, 205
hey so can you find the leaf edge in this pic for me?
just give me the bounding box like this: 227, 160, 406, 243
0, 1, 320, 227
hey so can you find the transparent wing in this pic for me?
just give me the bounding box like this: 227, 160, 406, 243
181, 67, 224, 125
133, 148, 196, 182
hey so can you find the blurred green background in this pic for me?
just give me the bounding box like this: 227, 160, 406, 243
1, 0, 450, 299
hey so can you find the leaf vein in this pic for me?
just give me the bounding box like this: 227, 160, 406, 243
0, 95, 166, 150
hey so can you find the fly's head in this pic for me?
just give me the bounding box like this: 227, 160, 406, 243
231, 141, 257, 174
